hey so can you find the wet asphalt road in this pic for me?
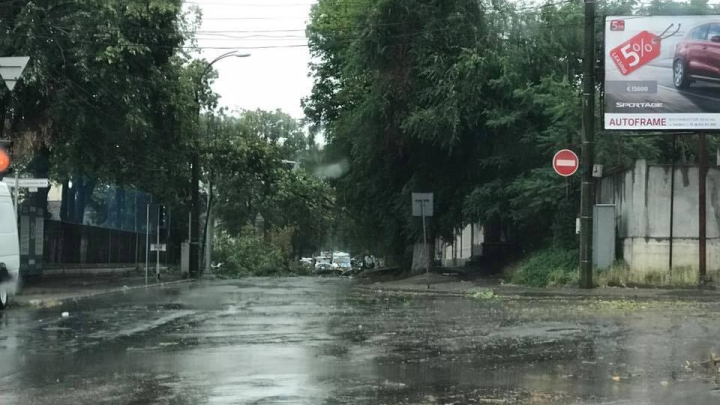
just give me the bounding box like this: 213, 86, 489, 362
1, 278, 720, 404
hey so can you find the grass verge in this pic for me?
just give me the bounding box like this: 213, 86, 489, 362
595, 262, 701, 288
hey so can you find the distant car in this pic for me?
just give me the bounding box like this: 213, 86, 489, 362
332, 253, 352, 272
674, 22, 720, 88
300, 258, 313, 266
313, 257, 336, 274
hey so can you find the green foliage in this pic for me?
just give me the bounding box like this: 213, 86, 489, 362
306, 0, 717, 261
207, 109, 335, 257
213, 227, 289, 278
551, 198, 577, 250
511, 247, 578, 287
2, 0, 210, 225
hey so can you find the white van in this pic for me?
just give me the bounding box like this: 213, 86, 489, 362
0, 182, 19, 309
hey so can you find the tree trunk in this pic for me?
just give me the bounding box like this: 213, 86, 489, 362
32, 145, 51, 216
114, 187, 124, 229
74, 176, 97, 224
411, 242, 433, 274
60, 180, 69, 221
66, 181, 76, 222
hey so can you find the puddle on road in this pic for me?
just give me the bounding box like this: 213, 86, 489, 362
2, 278, 720, 404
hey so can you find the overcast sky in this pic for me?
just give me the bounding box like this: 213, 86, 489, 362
186, 0, 317, 119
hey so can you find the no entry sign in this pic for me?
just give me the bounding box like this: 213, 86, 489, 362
553, 149, 579, 177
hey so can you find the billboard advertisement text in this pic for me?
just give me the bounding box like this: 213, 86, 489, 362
605, 16, 720, 130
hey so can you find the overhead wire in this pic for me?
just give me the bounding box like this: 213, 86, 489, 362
41, 4, 585, 38
0, 0, 597, 54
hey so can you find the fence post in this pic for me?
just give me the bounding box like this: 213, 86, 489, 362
108, 228, 112, 264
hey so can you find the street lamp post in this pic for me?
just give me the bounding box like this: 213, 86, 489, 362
190, 51, 250, 278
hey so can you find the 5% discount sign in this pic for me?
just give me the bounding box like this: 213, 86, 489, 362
609, 31, 661, 75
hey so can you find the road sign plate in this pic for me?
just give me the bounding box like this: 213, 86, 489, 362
151, 244, 167, 252
412, 193, 433, 217
0, 56, 30, 91
553, 150, 579, 177
1, 178, 49, 188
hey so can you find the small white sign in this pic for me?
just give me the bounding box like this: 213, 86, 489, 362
593, 164, 604, 178
412, 193, 433, 217
1, 178, 49, 188
0, 56, 30, 91
150, 244, 167, 252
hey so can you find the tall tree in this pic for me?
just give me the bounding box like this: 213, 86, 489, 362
305, 0, 684, 269
2, 0, 204, 222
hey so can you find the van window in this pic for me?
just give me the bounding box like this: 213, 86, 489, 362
0, 202, 15, 233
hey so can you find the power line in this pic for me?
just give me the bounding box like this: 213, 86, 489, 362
0, 0, 591, 54
185, 1, 320, 6
18, 19, 587, 53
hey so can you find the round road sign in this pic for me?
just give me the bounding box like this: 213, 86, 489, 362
0, 148, 9, 173
553, 149, 579, 177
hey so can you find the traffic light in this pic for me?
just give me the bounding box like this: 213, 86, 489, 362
0, 147, 10, 175
158, 204, 167, 228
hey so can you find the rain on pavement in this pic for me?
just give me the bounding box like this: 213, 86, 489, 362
1, 278, 720, 404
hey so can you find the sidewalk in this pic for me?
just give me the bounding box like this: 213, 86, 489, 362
13, 271, 190, 308
355, 271, 720, 301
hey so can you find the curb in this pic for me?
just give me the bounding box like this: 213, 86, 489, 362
14, 278, 194, 308
354, 285, 468, 298
354, 284, 720, 301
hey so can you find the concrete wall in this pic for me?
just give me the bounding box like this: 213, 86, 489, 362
597, 160, 720, 272
439, 223, 483, 267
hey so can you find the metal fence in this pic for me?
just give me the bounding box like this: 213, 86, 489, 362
43, 219, 175, 265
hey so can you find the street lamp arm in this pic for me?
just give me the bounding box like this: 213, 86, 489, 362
199, 51, 251, 84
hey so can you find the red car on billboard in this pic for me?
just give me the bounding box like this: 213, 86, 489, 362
673, 22, 720, 88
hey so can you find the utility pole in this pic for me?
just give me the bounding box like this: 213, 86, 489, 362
156, 204, 161, 281
145, 203, 150, 285
190, 102, 200, 278
699, 133, 707, 284
579, 0, 596, 289
190, 51, 250, 278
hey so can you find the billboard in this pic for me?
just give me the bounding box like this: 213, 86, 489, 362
605, 16, 720, 130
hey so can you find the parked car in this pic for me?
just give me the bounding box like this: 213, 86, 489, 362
332, 252, 352, 272
314, 257, 333, 273
0, 182, 19, 310
674, 22, 720, 88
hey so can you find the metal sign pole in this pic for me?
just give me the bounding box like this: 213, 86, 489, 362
421, 201, 428, 285
13, 169, 18, 214
145, 204, 150, 285
699, 133, 707, 284
156, 205, 161, 281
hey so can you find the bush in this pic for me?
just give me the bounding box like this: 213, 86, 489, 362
288, 261, 313, 276
511, 247, 578, 287
213, 226, 287, 277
